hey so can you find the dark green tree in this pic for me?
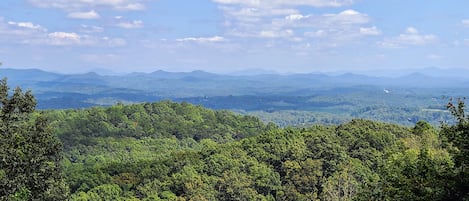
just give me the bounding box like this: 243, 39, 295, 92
0, 78, 69, 200
441, 98, 469, 200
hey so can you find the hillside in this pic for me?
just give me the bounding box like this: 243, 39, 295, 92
44, 101, 268, 147
1, 78, 467, 200
39, 101, 467, 200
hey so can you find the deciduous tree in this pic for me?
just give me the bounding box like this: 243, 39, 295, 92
0, 78, 68, 200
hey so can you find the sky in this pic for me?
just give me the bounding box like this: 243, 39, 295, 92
0, 0, 469, 74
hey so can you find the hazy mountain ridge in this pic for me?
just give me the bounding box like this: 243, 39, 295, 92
2, 67, 465, 89
0, 67, 466, 127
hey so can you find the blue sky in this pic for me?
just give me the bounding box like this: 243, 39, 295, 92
0, 0, 469, 74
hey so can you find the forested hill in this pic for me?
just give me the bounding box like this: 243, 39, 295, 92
36, 100, 468, 200
44, 101, 269, 147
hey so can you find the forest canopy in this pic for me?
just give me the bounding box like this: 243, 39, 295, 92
0, 78, 468, 200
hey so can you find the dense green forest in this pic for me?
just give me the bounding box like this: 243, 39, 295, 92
1, 79, 468, 200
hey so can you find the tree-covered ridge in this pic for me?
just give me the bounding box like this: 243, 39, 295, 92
44, 101, 268, 146
48, 99, 466, 201
1, 77, 468, 200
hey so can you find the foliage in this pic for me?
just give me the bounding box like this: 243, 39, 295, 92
44, 101, 267, 148
3, 86, 466, 201
47, 100, 455, 200
44, 98, 466, 201
440, 98, 469, 200
0, 78, 68, 200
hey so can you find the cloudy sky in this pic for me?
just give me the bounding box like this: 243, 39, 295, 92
0, 0, 469, 74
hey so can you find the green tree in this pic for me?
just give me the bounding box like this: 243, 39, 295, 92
441, 98, 469, 200
87, 184, 122, 201
0, 78, 68, 200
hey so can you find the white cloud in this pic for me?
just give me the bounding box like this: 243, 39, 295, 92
44, 32, 127, 46
213, 0, 354, 8
214, 0, 365, 43
378, 27, 436, 48
28, 0, 146, 11
285, 14, 308, 21
319, 9, 370, 26
80, 25, 104, 33
102, 37, 127, 46
47, 32, 81, 45
224, 7, 298, 18
397, 30, 436, 45
7, 21, 44, 30
405, 27, 418, 34
0, 19, 46, 39
67, 10, 100, 19
259, 29, 294, 38
360, 26, 381, 36
218, 3, 374, 43
115, 3, 145, 11
462, 19, 469, 27
288, 10, 374, 41
176, 36, 225, 43
115, 20, 144, 29
48, 32, 80, 40
0, 18, 124, 47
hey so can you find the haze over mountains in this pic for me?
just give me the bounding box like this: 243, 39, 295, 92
1, 67, 468, 110
2, 67, 468, 88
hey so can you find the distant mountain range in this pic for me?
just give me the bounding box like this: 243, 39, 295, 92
336, 67, 469, 79
0, 67, 468, 109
